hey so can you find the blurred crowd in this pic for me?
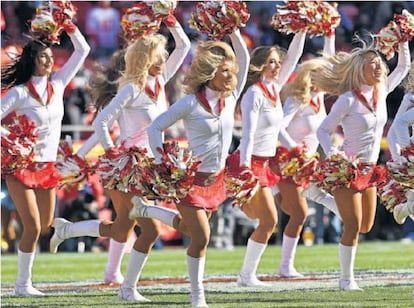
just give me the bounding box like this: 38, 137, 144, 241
1, 1, 414, 253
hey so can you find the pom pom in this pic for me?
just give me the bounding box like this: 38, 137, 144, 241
375, 10, 414, 60
139, 141, 201, 202
95, 142, 150, 192
272, 144, 320, 187
1, 115, 38, 175
377, 178, 408, 212
224, 166, 260, 207
55, 136, 93, 188
189, 0, 250, 40
30, 1, 78, 44
152, 0, 177, 19
386, 143, 414, 188
271, 1, 340, 37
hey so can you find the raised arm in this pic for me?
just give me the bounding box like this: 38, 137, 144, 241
278, 97, 300, 149
163, 20, 191, 82
393, 107, 414, 150
278, 32, 306, 87
386, 41, 411, 94
229, 29, 250, 99
323, 33, 335, 57
52, 26, 90, 88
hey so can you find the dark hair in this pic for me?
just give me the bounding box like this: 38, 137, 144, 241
88, 49, 126, 117
1, 40, 51, 91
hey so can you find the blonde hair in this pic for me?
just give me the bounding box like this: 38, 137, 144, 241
245, 45, 286, 90
118, 34, 167, 88
311, 41, 389, 96
281, 57, 326, 104
183, 41, 237, 95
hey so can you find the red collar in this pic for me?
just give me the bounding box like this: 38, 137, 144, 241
25, 80, 54, 105
256, 80, 279, 105
145, 77, 161, 101
353, 88, 377, 112
310, 95, 321, 113
196, 88, 225, 116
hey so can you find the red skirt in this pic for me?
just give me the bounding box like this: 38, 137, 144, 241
180, 170, 226, 212
350, 163, 387, 191
12, 162, 61, 189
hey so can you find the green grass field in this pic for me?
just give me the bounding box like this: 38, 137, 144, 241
1, 241, 414, 307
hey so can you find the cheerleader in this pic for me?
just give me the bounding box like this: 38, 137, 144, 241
234, 29, 306, 286
130, 29, 249, 307
49, 17, 190, 301
276, 31, 338, 278
1, 21, 90, 296
315, 37, 410, 290
387, 63, 414, 224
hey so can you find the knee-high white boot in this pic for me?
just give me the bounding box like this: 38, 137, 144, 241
50, 218, 101, 253
15, 250, 44, 296
338, 243, 362, 291
187, 255, 208, 308
118, 249, 151, 302
303, 184, 342, 220
279, 234, 303, 278
237, 239, 269, 287
104, 239, 126, 284
130, 197, 177, 227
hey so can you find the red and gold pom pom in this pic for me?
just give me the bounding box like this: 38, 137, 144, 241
224, 166, 260, 207
1, 115, 38, 175
377, 178, 408, 212
189, 0, 250, 40
386, 143, 414, 188
375, 10, 414, 60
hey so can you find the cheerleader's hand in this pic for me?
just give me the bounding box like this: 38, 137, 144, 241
62, 19, 76, 33
163, 14, 177, 27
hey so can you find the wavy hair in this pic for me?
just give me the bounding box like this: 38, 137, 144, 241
1, 40, 51, 91
118, 34, 167, 89
183, 40, 237, 95
311, 39, 388, 96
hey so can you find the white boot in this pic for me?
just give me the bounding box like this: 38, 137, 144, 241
104, 239, 126, 284
338, 244, 362, 291
279, 234, 303, 278
130, 196, 178, 228
303, 184, 342, 220
118, 249, 150, 302
237, 239, 269, 287
187, 255, 208, 308
50, 218, 101, 253
15, 250, 44, 296
393, 190, 414, 225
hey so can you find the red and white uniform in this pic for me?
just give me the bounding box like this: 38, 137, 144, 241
317, 42, 410, 164
387, 91, 414, 159
279, 35, 335, 153
77, 23, 191, 158
147, 30, 249, 210
1, 29, 90, 162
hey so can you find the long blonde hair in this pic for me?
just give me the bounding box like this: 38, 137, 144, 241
311, 41, 389, 96
281, 57, 326, 104
183, 41, 237, 95
118, 34, 167, 88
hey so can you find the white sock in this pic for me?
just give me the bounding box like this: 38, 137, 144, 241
16, 250, 35, 287
303, 184, 342, 220
67, 220, 101, 238
338, 243, 357, 281
240, 239, 267, 278
142, 205, 177, 228
105, 239, 126, 276
279, 234, 299, 270
122, 249, 148, 289
187, 255, 206, 295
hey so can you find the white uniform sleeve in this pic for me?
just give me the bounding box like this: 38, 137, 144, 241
317, 95, 352, 156
278, 32, 306, 87
147, 98, 193, 163
76, 133, 100, 158
92, 84, 138, 150
163, 22, 191, 82
239, 90, 262, 167
278, 97, 300, 149
393, 107, 414, 150
387, 93, 414, 159
385, 41, 410, 94
0, 88, 22, 136
229, 30, 249, 99
52, 28, 90, 88
323, 34, 335, 56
